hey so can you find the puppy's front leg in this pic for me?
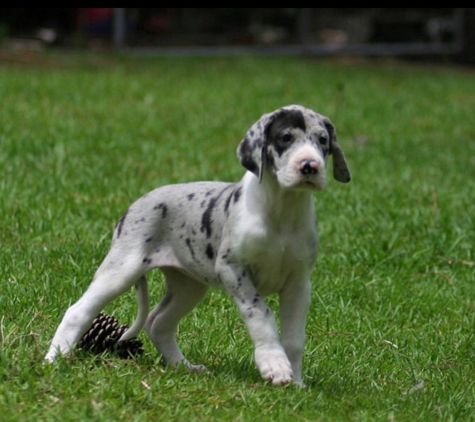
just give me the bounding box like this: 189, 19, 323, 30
279, 279, 312, 387
217, 262, 293, 386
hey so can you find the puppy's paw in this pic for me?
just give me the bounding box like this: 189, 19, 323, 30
44, 352, 56, 363
292, 379, 306, 388
255, 346, 293, 386
186, 363, 208, 374
170, 359, 208, 374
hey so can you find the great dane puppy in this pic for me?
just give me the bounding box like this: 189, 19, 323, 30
45, 105, 350, 386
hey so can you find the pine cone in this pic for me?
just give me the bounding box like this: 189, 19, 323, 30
77, 312, 144, 358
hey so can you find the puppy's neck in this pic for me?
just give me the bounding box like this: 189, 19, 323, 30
241, 171, 314, 222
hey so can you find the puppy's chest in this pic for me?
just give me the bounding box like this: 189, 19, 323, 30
237, 223, 318, 295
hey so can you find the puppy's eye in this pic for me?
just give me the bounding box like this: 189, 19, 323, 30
319, 135, 328, 145
282, 134, 292, 143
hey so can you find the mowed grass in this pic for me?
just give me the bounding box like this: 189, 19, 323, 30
1, 52, 474, 421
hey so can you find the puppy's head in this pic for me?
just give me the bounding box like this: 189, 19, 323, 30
237, 105, 351, 190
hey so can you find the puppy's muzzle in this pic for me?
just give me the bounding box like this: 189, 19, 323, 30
299, 159, 320, 176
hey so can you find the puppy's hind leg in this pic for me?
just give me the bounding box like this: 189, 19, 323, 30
146, 268, 209, 372
45, 253, 147, 362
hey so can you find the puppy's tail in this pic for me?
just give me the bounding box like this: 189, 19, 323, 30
119, 276, 149, 342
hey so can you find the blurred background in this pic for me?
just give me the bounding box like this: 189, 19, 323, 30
1, 8, 474, 62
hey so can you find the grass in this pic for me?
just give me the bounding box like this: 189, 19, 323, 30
1, 51, 475, 421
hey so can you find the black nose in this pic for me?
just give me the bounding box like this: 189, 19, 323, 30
299, 159, 319, 175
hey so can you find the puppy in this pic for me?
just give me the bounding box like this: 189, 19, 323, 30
45, 105, 350, 386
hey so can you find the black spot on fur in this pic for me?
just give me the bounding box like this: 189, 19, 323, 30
323, 119, 335, 156
266, 109, 307, 157
233, 186, 242, 203
205, 243, 214, 260
116, 210, 128, 238
145, 237, 152, 243
224, 185, 242, 215
224, 191, 233, 214
238, 136, 260, 176
185, 238, 196, 261
187, 193, 195, 201
266, 151, 275, 168
200, 185, 233, 239
142, 257, 151, 265
201, 198, 217, 238
154, 203, 168, 219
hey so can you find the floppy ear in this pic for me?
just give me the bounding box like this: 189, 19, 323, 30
324, 118, 351, 183
237, 111, 273, 183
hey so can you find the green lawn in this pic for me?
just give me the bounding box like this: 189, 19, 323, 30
1, 52, 474, 421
